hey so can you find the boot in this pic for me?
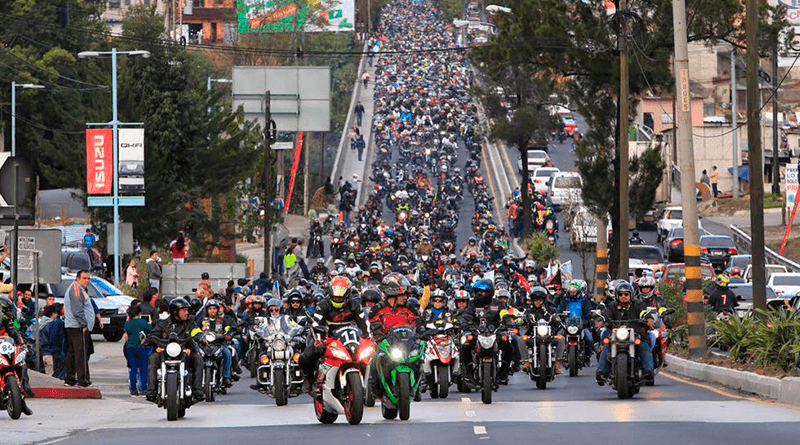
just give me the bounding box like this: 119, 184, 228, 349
554, 361, 562, 375
301, 376, 313, 395
192, 389, 205, 401
21, 399, 32, 416
596, 371, 606, 386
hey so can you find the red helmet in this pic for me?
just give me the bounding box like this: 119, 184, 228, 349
534, 202, 545, 211
329, 276, 352, 308
731, 267, 741, 277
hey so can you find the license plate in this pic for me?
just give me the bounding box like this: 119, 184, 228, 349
711, 251, 725, 257
127, 164, 138, 170
101, 317, 111, 324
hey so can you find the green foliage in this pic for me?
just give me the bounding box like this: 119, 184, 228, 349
524, 233, 560, 264
710, 308, 800, 371
438, 0, 464, 22
658, 281, 686, 322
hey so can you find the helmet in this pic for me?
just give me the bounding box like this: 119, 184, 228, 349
637, 276, 656, 299
471, 280, 494, 307
316, 258, 325, 266
731, 267, 741, 277
454, 289, 470, 303
0, 296, 15, 322
169, 298, 190, 320
714, 274, 730, 288
251, 295, 266, 310
380, 272, 411, 297
529, 286, 548, 302
205, 300, 220, 313
495, 288, 511, 301
288, 291, 304, 305
201, 272, 210, 280
407, 297, 420, 310
361, 287, 383, 304
267, 298, 283, 311
189, 297, 202, 314
567, 280, 581, 297
330, 275, 352, 308
615, 281, 634, 300
430, 289, 447, 303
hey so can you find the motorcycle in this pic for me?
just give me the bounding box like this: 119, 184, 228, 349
469, 323, 498, 404
155, 333, 194, 421
330, 232, 344, 260
523, 316, 557, 389
645, 307, 675, 381
561, 313, 589, 377
314, 325, 374, 425
422, 319, 459, 399
256, 323, 306, 405
197, 331, 228, 402
244, 317, 269, 378
601, 320, 644, 399
375, 326, 424, 420
308, 231, 325, 258
0, 337, 26, 419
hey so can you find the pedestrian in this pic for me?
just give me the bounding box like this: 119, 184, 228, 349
38, 304, 65, 379
357, 134, 366, 161
63, 270, 93, 387
124, 305, 152, 396
139, 287, 159, 325
272, 193, 285, 219
126, 259, 139, 288
362, 71, 371, 88
294, 239, 310, 279
711, 165, 719, 197
196, 272, 213, 301
20, 289, 35, 326
169, 234, 188, 263
700, 169, 710, 187
146, 250, 162, 290
83, 228, 97, 250
355, 101, 365, 126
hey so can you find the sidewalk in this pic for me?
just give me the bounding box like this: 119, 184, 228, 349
338, 56, 377, 203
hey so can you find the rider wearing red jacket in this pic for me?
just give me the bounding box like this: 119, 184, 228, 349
368, 273, 421, 340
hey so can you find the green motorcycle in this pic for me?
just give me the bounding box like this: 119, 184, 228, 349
375, 327, 425, 421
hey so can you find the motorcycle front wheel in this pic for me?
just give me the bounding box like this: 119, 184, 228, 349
536, 346, 548, 389
615, 353, 632, 399
344, 372, 364, 425
568, 345, 579, 377
166, 373, 179, 421
398, 372, 411, 421
437, 365, 450, 399
481, 361, 492, 404
274, 368, 288, 406
204, 368, 215, 402
5, 376, 21, 420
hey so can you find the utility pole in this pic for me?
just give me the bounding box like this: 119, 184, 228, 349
618, 0, 630, 278
264, 91, 273, 275
772, 39, 780, 195
731, 47, 739, 199
303, 133, 310, 215
519, 139, 533, 238
595, 217, 608, 302
672, 0, 706, 358
747, 0, 767, 311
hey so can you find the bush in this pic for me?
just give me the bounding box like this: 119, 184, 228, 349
733, 309, 800, 370
524, 233, 560, 265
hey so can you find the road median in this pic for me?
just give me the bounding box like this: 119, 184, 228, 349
29, 370, 102, 399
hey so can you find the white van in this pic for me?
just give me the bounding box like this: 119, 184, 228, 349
547, 172, 582, 211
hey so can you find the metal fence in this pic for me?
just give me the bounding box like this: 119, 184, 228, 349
160, 263, 248, 298
729, 224, 800, 272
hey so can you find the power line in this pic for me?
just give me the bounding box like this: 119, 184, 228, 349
0, 59, 109, 92
0, 107, 86, 135
0, 44, 109, 89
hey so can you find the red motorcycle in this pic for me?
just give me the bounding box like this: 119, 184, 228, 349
313, 325, 374, 425
0, 337, 26, 419
422, 319, 459, 399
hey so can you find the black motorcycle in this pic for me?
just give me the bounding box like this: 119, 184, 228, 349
523, 315, 557, 389
155, 333, 195, 421
198, 331, 228, 402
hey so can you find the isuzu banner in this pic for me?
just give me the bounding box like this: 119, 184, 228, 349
86, 128, 113, 195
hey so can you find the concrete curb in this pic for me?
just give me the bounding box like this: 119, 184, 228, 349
666, 353, 800, 405
30, 386, 102, 399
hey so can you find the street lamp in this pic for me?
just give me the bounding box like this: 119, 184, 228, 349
10, 82, 45, 157
207, 77, 231, 113
78, 48, 150, 285
485, 5, 512, 14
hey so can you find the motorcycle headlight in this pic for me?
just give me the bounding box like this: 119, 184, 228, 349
567, 326, 579, 335
273, 339, 287, 351
478, 335, 495, 349
332, 348, 350, 361
536, 325, 550, 337
358, 345, 375, 362
166, 342, 182, 358
390, 348, 404, 360
615, 329, 630, 341
204, 333, 216, 343
15, 350, 26, 364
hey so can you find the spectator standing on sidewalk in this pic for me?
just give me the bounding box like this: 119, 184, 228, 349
355, 101, 365, 126
124, 305, 152, 396
64, 270, 93, 387
357, 134, 366, 161
710, 165, 719, 197
126, 259, 139, 288
146, 250, 162, 290
362, 71, 371, 88
169, 234, 188, 264
38, 304, 65, 379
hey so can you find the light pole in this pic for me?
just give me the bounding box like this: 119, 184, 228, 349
10, 82, 45, 157
78, 48, 150, 285
207, 77, 231, 113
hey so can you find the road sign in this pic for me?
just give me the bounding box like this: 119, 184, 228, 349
9, 229, 61, 283
787, 163, 798, 205
272, 142, 294, 150
106, 222, 134, 255
0, 154, 33, 207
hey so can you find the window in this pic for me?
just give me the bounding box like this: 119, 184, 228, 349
193, 0, 204, 6
108, 0, 121, 8
661, 113, 674, 124
211, 22, 218, 42
554, 177, 581, 188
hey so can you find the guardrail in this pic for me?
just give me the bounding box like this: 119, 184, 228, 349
729, 224, 800, 272
330, 42, 368, 193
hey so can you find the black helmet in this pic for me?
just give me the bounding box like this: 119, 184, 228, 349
529, 286, 548, 302
615, 281, 634, 298
471, 280, 494, 307
288, 291, 304, 305
169, 298, 190, 320
407, 297, 420, 309
361, 287, 383, 304
189, 297, 202, 314
201, 272, 210, 280
205, 300, 220, 314
0, 296, 15, 321
380, 272, 411, 297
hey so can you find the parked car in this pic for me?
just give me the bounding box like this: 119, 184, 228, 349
724, 255, 752, 276
656, 207, 703, 243
61, 248, 104, 275
743, 264, 788, 283
530, 167, 560, 195
547, 172, 582, 211
628, 244, 665, 272
636, 206, 661, 231
729, 283, 779, 318
767, 273, 800, 299
699, 235, 738, 272
660, 262, 715, 283
517, 149, 550, 173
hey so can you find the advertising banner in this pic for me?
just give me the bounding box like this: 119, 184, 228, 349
86, 128, 113, 195
237, 0, 354, 33
118, 128, 145, 195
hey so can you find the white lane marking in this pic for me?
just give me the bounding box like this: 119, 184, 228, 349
37, 437, 70, 445
466, 410, 476, 417
473, 426, 487, 435
461, 397, 471, 403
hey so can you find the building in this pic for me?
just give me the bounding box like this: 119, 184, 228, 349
101, 0, 170, 36
183, 0, 237, 45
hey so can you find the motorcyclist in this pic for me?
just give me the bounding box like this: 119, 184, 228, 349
422, 290, 453, 323
629, 230, 645, 245
728, 267, 745, 284
460, 236, 481, 258
458, 280, 514, 383
299, 275, 368, 393
0, 297, 33, 415
310, 258, 329, 278
284, 290, 309, 326
556, 280, 595, 360
595, 281, 653, 384
191, 300, 233, 388
523, 287, 561, 373
369, 273, 422, 339
636, 276, 664, 307
146, 298, 205, 403
707, 274, 737, 313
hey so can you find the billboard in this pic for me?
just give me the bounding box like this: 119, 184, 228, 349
86, 128, 113, 195
118, 128, 145, 195
236, 0, 355, 33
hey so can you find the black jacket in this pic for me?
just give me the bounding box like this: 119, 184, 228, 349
707, 286, 737, 312
148, 316, 197, 350
603, 299, 648, 330
312, 297, 368, 334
